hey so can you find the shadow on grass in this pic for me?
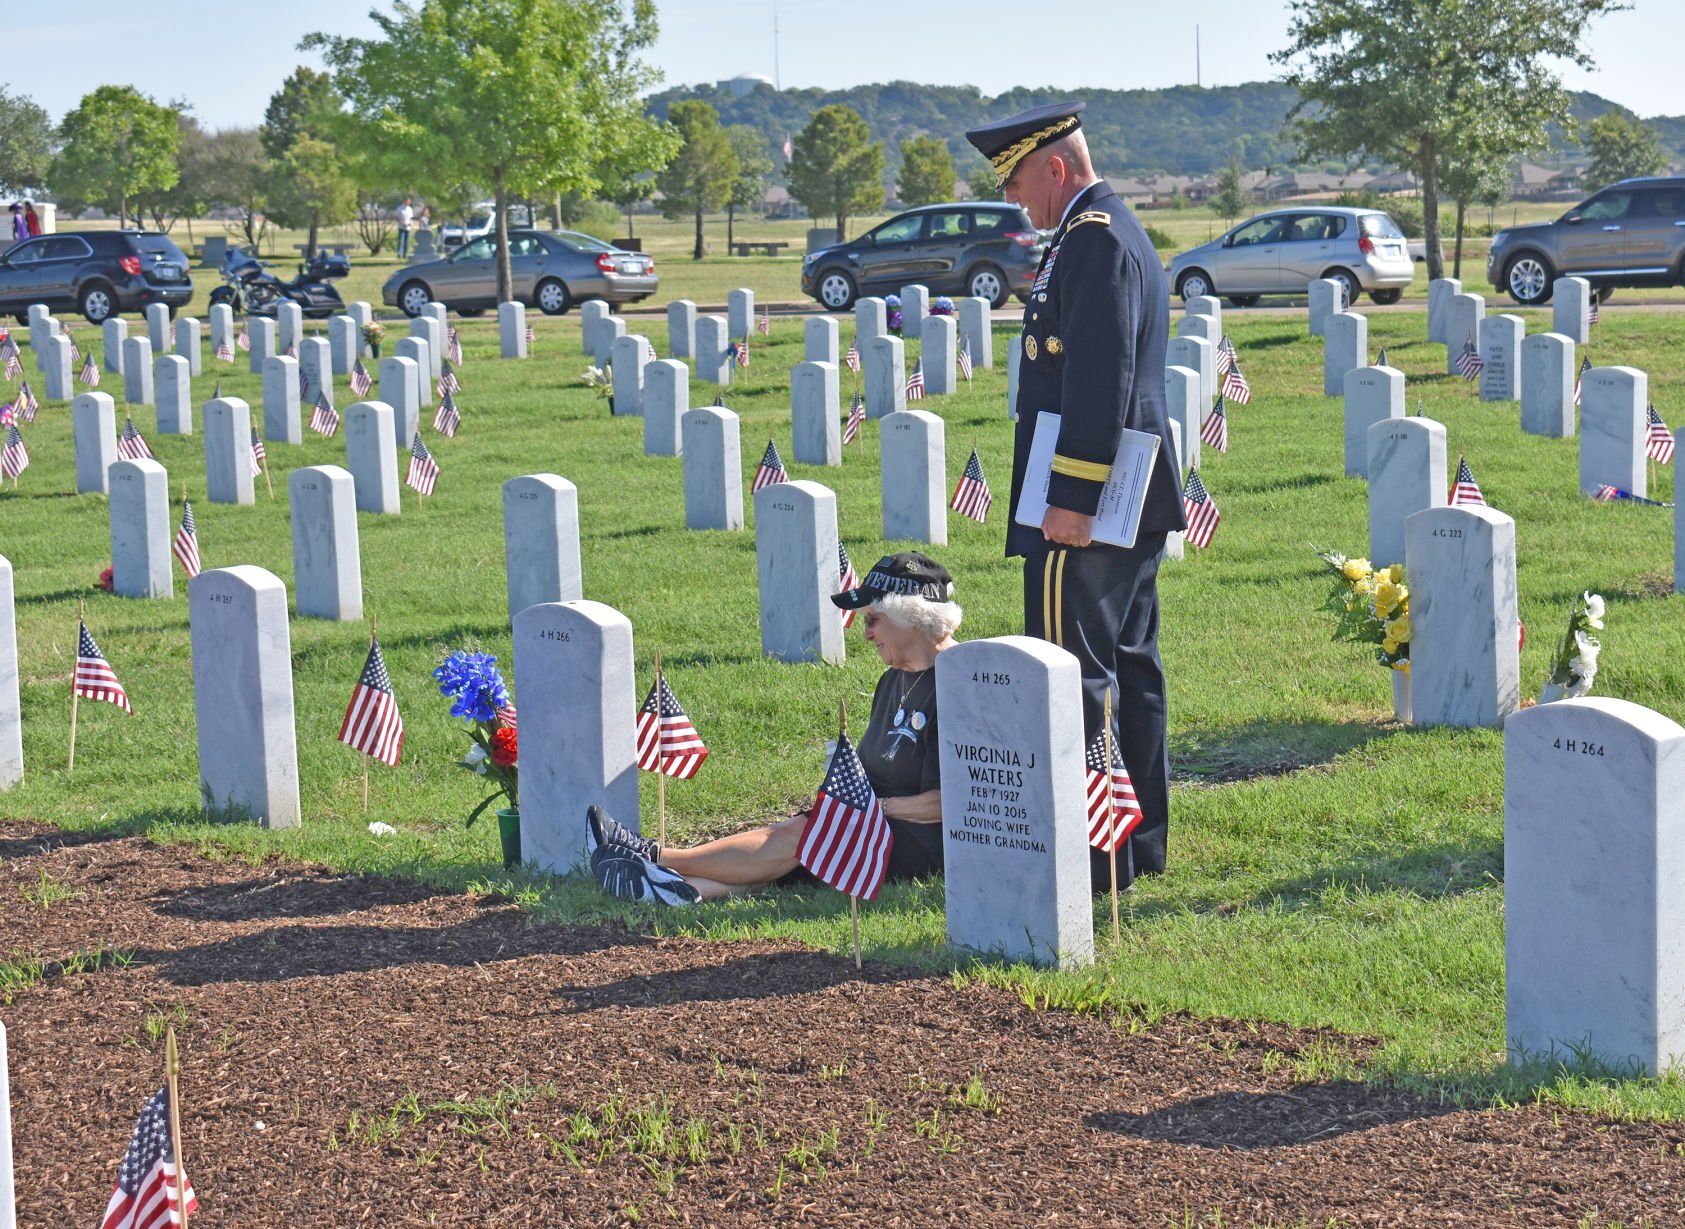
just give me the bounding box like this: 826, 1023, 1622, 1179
13, 586, 105, 607
1085, 1082, 1456, 1149
1171, 717, 1383, 785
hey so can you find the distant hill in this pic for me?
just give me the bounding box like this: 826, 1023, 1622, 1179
645, 80, 1683, 181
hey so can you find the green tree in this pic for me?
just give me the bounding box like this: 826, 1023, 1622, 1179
1271, 0, 1623, 281
261, 67, 342, 161
787, 104, 884, 241
266, 135, 358, 259
1213, 159, 1249, 225
136, 109, 217, 239
724, 125, 772, 250
306, 0, 675, 302
1582, 111, 1666, 192
1439, 121, 1513, 278
966, 161, 999, 202
51, 85, 181, 227
0, 85, 56, 198
656, 100, 737, 260
897, 136, 955, 207
207, 127, 274, 251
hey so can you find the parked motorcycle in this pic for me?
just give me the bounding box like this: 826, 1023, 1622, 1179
208, 248, 348, 319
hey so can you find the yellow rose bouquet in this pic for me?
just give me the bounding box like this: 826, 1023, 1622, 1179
1314, 547, 1411, 672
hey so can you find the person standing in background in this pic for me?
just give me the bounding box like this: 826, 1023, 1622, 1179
6, 204, 23, 244
22, 201, 41, 237
396, 196, 414, 258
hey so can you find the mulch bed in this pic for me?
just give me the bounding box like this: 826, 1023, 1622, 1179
2, 819, 1682, 1226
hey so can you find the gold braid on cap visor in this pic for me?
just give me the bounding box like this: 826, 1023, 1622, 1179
991, 117, 1080, 186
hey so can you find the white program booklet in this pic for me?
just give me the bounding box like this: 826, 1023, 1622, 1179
1013, 412, 1160, 549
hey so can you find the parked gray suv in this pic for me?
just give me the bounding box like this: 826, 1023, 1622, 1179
1488, 177, 1685, 306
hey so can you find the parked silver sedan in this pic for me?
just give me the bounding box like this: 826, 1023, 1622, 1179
1169, 207, 1414, 307
382, 229, 657, 317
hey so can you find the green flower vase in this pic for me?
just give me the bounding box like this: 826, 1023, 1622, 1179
497, 807, 522, 870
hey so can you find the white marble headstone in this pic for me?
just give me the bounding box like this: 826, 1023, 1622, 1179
1164, 365, 1201, 476
40, 334, 72, 402
344, 401, 401, 515
1426, 277, 1460, 345
643, 359, 687, 457
1405, 504, 1519, 729
146, 303, 172, 355
881, 410, 946, 545
957, 296, 994, 370
289, 465, 363, 621
923, 314, 958, 396
499, 300, 527, 360
1322, 311, 1367, 397
1165, 335, 1213, 410
727, 287, 755, 340
856, 297, 887, 341
122, 336, 154, 406
791, 360, 840, 466
804, 315, 838, 365
1478, 313, 1524, 403
275, 301, 302, 353
410, 315, 444, 377
103, 317, 128, 376
72, 393, 117, 494
328, 314, 358, 375
393, 336, 430, 408
0, 555, 19, 791
1368, 416, 1447, 568
579, 299, 609, 356
1343, 363, 1404, 477
1177, 313, 1220, 348
204, 397, 256, 506
681, 406, 743, 530
1444, 293, 1486, 375
592, 316, 625, 371
1306, 278, 1341, 336
247, 317, 276, 374
1552, 276, 1591, 345
173, 316, 202, 376
864, 335, 906, 420
693, 315, 731, 386
899, 284, 929, 340
1579, 366, 1646, 498
263, 355, 302, 444
754, 480, 845, 665
378, 355, 421, 448
503, 473, 582, 621
1520, 333, 1575, 438
611, 334, 647, 416
155, 355, 192, 435
109, 457, 172, 599
667, 299, 696, 359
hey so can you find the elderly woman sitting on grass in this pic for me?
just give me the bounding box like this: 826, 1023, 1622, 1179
588, 551, 962, 905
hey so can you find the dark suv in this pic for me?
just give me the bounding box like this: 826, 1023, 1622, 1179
801, 202, 1044, 310
0, 230, 193, 324
1487, 177, 1685, 306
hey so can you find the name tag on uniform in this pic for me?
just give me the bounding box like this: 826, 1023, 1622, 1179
1014, 412, 1159, 549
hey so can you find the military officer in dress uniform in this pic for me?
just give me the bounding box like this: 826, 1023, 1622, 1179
965, 101, 1185, 892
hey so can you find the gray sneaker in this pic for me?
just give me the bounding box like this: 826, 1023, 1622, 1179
586, 804, 661, 862
590, 842, 700, 906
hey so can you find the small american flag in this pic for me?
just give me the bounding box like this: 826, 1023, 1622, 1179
433, 387, 460, 437
1085, 727, 1142, 852
309, 390, 339, 437
958, 338, 973, 382
2, 352, 18, 380
349, 359, 373, 397
249, 427, 264, 477
1646, 404, 1674, 465
1, 422, 27, 480
297, 364, 310, 401
447, 325, 464, 364
844, 336, 860, 373
216, 337, 235, 363
78, 350, 101, 387
838, 541, 860, 629
1181, 469, 1221, 549
752, 438, 789, 492
1215, 334, 1237, 376
1456, 334, 1483, 380
285, 341, 297, 359
1201, 395, 1230, 453
69, 334, 82, 365
524, 321, 535, 346
797, 730, 892, 900
1449, 455, 1486, 507
735, 336, 750, 368
236, 324, 251, 351
495, 702, 518, 729
75, 621, 132, 714
1376, 346, 1390, 368
172, 499, 201, 577
758, 307, 771, 336
1220, 360, 1251, 405
1574, 354, 1591, 406
906, 357, 924, 400
16, 379, 38, 421
98, 1086, 196, 1229
406, 431, 439, 495
1589, 294, 1600, 325
635, 673, 709, 779
949, 446, 992, 522
438, 359, 461, 395
0, 328, 15, 359
118, 417, 154, 461
843, 391, 866, 444
338, 636, 404, 766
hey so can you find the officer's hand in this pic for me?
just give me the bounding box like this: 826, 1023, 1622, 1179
1041, 507, 1094, 547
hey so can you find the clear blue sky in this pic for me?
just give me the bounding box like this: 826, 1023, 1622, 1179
6, 0, 1678, 129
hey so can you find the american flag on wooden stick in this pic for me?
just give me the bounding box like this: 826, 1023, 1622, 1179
339, 636, 404, 765
524, 321, 535, 347
447, 325, 464, 364
843, 391, 865, 444
958, 337, 973, 382
406, 431, 439, 495
216, 336, 235, 363
1574, 354, 1591, 406
906, 357, 924, 400
118, 417, 154, 461
97, 1086, 195, 1229
1181, 469, 1221, 549
838, 541, 860, 629
349, 358, 372, 397
68, 334, 82, 365
249, 427, 264, 477
0, 422, 27, 480
75, 621, 132, 714
297, 364, 310, 401
844, 336, 860, 373
1647, 404, 1674, 465
734, 336, 750, 368
1589, 294, 1600, 325
285, 341, 297, 359
758, 307, 770, 336
1456, 334, 1483, 380
1201, 394, 1230, 454
14, 379, 36, 421
1085, 727, 1143, 852
949, 446, 992, 523
1214, 334, 1236, 375
1220, 358, 1251, 405
438, 358, 461, 395
797, 731, 892, 900
78, 349, 101, 387
635, 673, 709, 779
1449, 455, 1486, 507
236, 324, 250, 352
752, 438, 789, 491
309, 389, 339, 437
172, 499, 201, 577
434, 388, 460, 437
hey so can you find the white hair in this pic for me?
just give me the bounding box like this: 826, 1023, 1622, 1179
873, 593, 963, 641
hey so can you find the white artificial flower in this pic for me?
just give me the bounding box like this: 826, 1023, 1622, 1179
1564, 672, 1594, 699
464, 744, 489, 774
367, 821, 396, 836
1573, 629, 1601, 672
1582, 592, 1605, 629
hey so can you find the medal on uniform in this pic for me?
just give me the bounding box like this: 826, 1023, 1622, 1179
1031, 244, 1061, 295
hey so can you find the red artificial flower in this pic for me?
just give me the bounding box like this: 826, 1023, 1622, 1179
489, 725, 518, 767
98, 566, 113, 592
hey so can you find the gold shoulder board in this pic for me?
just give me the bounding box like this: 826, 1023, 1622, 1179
1067, 210, 1111, 229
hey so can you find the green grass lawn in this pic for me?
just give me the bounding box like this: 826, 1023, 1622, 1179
4, 299, 1685, 1120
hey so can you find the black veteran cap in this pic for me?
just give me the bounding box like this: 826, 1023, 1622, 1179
965, 101, 1085, 189
832, 551, 955, 610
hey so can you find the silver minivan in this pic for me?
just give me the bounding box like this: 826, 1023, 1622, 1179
1169, 207, 1414, 306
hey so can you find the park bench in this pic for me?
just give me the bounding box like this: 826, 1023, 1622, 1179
731, 240, 791, 257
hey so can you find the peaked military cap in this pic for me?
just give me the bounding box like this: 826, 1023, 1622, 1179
965, 101, 1086, 189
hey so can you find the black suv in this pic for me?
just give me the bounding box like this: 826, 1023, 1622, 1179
801, 202, 1044, 310
1487, 176, 1685, 305
0, 230, 193, 324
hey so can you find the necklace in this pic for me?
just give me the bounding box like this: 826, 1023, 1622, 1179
893, 666, 931, 724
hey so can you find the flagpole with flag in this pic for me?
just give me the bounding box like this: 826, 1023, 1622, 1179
164, 1028, 190, 1229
